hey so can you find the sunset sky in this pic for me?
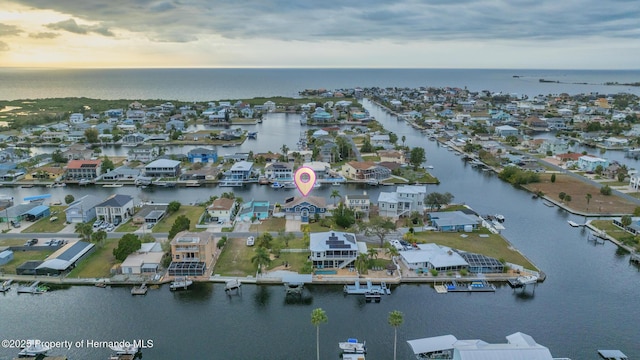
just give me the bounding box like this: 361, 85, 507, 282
1, 0, 639, 69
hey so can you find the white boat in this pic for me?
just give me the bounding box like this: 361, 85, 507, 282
366, 179, 379, 186
516, 275, 538, 285
494, 214, 505, 222
339, 338, 366, 354
18, 340, 50, 357
246, 236, 255, 246
426, 165, 434, 169
170, 277, 193, 291
271, 182, 284, 189
103, 183, 123, 188
283, 182, 296, 189
313, 182, 321, 188
225, 279, 242, 292
109, 344, 139, 355
0, 279, 13, 292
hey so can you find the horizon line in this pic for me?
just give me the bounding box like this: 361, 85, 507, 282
1, 66, 639, 71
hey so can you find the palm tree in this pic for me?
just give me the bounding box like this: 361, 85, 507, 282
280, 144, 289, 161
385, 243, 399, 260
356, 252, 369, 274
401, 135, 406, 147
311, 308, 328, 360
388, 310, 404, 360
251, 247, 271, 274
585, 193, 592, 211
330, 189, 341, 206
367, 248, 378, 261
75, 222, 93, 242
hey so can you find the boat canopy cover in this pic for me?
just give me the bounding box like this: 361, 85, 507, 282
407, 335, 458, 354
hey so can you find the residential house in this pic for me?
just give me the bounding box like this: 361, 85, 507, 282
206, 198, 237, 223
494, 125, 519, 138
302, 161, 330, 179
371, 134, 392, 148
65, 131, 86, 142
34, 241, 95, 276
101, 166, 141, 181
377, 150, 405, 164
377, 185, 426, 220
132, 204, 167, 226
120, 242, 164, 275
64, 194, 103, 223
187, 147, 218, 163
319, 142, 337, 163
428, 211, 479, 232
578, 155, 609, 172
282, 196, 327, 222
236, 200, 270, 222
62, 143, 93, 161
604, 137, 628, 148
344, 193, 370, 219
65, 159, 102, 181
546, 117, 568, 130
310, 231, 362, 269
127, 145, 159, 163
166, 119, 185, 132
168, 231, 216, 277
264, 162, 294, 181
40, 132, 66, 142
121, 133, 148, 146
94, 194, 134, 224
341, 161, 391, 181
263, 101, 276, 112
69, 113, 85, 124
540, 139, 569, 155
144, 159, 181, 178
225, 161, 254, 181
25, 166, 64, 181
399, 243, 468, 272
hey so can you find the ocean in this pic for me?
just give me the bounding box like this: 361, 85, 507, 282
1, 68, 640, 101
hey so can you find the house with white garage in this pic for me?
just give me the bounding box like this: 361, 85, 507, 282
427, 211, 480, 232
95, 194, 134, 224
120, 242, 164, 275
310, 231, 365, 270
399, 243, 468, 273
65, 194, 103, 223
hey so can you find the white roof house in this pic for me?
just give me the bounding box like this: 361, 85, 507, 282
407, 332, 556, 360
399, 243, 468, 271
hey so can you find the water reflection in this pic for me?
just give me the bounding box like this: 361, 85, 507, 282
253, 285, 271, 307
171, 282, 214, 302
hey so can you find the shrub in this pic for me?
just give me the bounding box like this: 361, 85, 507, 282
459, 269, 468, 276
429, 269, 439, 276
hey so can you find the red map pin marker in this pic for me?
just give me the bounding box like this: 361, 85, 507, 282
294, 167, 316, 197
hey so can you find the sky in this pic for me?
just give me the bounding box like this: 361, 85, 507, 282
0, 0, 639, 69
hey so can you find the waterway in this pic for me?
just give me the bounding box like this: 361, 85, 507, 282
2, 100, 640, 359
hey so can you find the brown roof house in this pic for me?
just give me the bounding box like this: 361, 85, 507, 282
168, 231, 217, 277
206, 198, 237, 223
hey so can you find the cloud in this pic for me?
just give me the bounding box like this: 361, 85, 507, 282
8, 0, 640, 43
0, 23, 23, 37
28, 32, 59, 39
0, 41, 9, 51
45, 18, 113, 37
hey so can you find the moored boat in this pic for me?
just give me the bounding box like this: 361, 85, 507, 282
170, 277, 193, 291
339, 338, 366, 354
18, 340, 50, 357
109, 343, 139, 355
0, 279, 13, 292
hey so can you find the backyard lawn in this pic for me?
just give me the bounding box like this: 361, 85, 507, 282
152, 205, 204, 233
249, 218, 286, 232
267, 251, 310, 273
67, 239, 119, 278
412, 230, 537, 271
21, 205, 68, 233
213, 238, 257, 277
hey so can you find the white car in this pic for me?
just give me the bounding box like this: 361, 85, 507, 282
246, 236, 255, 246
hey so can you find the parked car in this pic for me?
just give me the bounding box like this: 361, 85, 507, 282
93, 220, 103, 228
246, 236, 255, 246
24, 238, 38, 246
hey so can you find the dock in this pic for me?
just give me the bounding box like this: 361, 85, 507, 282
364, 292, 381, 303
225, 279, 242, 295
434, 284, 448, 294
567, 220, 583, 227
598, 349, 628, 360
445, 280, 496, 293
131, 283, 148, 295
343, 280, 391, 295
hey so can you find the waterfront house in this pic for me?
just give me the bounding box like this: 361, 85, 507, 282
494, 125, 519, 138
577, 155, 609, 172
35, 241, 95, 275
427, 211, 479, 232
62, 143, 93, 161
144, 159, 181, 178
310, 231, 362, 269
263, 101, 276, 112
187, 147, 218, 163
341, 161, 391, 181
603, 137, 628, 148
165, 119, 185, 132
121, 133, 148, 146
282, 196, 327, 222
312, 129, 329, 139
69, 113, 85, 124
540, 139, 569, 155
206, 198, 237, 223
95, 194, 134, 224
168, 231, 216, 277
407, 332, 557, 360
311, 108, 333, 122
319, 142, 337, 163
225, 161, 254, 181
302, 161, 330, 179
371, 134, 392, 148
264, 162, 293, 181
399, 243, 468, 272
120, 242, 164, 275
132, 204, 167, 226
223, 152, 250, 163
26, 166, 64, 181
344, 193, 370, 219
64, 195, 103, 223
40, 131, 66, 142
236, 200, 270, 222
102, 166, 141, 181
127, 145, 159, 163
65, 131, 86, 142
65, 159, 102, 181
377, 150, 406, 164
378, 185, 426, 219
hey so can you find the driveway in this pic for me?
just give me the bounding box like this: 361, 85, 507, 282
285, 219, 301, 232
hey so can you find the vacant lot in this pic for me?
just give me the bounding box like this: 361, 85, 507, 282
0, 248, 56, 274
214, 238, 257, 277
524, 174, 637, 214
153, 205, 204, 233
413, 230, 537, 271
21, 206, 68, 233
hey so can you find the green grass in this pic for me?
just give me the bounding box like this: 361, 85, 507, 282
67, 239, 119, 278
362, 156, 380, 162
0, 238, 30, 247
213, 238, 257, 276
21, 206, 68, 233
152, 206, 204, 233
0, 249, 56, 274
267, 251, 309, 272
590, 220, 628, 236
117, 220, 141, 233
412, 231, 538, 271
249, 218, 286, 232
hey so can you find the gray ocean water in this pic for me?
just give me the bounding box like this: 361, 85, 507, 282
1, 69, 640, 359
